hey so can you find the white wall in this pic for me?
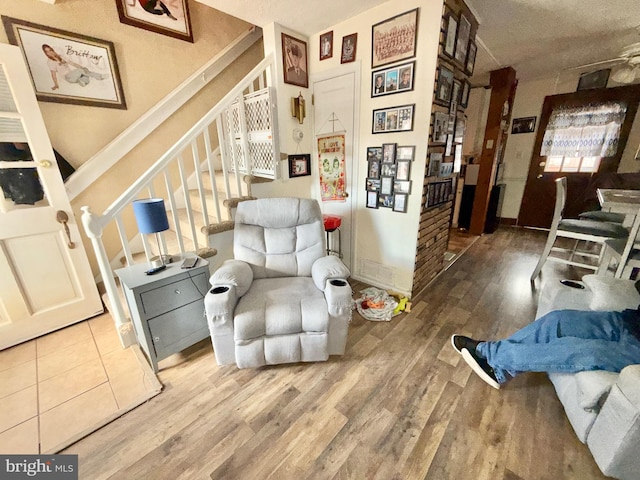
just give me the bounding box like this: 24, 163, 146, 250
471, 70, 640, 221
257, 1, 443, 295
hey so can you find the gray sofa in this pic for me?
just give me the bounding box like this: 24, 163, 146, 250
536, 274, 640, 479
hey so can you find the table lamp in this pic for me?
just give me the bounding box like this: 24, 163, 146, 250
132, 198, 172, 268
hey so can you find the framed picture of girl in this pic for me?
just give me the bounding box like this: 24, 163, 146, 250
115, 0, 193, 42
2, 16, 127, 109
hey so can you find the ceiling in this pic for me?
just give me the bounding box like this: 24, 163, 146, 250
198, 0, 640, 85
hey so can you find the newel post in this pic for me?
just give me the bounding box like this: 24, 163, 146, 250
81, 206, 136, 348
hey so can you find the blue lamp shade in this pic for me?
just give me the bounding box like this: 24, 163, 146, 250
132, 198, 169, 234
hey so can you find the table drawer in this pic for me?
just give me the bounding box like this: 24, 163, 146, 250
148, 299, 208, 359
140, 272, 207, 319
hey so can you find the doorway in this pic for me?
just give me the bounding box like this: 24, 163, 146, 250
0, 44, 103, 350
311, 65, 360, 270
518, 85, 640, 228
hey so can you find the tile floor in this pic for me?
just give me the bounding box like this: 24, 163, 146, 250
0, 313, 162, 454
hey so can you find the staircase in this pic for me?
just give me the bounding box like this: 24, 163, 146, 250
81, 53, 279, 347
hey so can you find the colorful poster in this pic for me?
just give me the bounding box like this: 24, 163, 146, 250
317, 134, 346, 201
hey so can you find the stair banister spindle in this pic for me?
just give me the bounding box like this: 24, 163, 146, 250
114, 214, 134, 266
178, 155, 199, 250
80, 207, 136, 348
217, 114, 233, 206
233, 94, 246, 195
163, 170, 186, 254
203, 128, 222, 223
191, 139, 209, 226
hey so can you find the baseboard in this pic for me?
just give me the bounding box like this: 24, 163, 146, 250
500, 217, 517, 226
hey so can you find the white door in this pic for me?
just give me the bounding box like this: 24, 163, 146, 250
0, 44, 103, 350
312, 66, 360, 270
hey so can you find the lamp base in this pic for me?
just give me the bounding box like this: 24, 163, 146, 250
151, 255, 173, 268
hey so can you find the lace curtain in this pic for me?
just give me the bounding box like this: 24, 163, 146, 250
540, 102, 627, 158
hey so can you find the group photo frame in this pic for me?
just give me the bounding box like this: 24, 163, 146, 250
371, 61, 415, 97
454, 13, 471, 66
2, 16, 127, 109
371, 8, 419, 68
432, 111, 449, 143
372, 104, 415, 134
282, 33, 309, 88
115, 0, 193, 42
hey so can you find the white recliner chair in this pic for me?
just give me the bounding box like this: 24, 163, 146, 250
204, 197, 353, 368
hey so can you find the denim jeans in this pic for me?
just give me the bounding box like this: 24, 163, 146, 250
475, 309, 640, 384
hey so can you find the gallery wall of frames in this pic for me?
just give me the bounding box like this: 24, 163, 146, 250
413, 0, 478, 294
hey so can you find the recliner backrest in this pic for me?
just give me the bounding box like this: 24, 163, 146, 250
234, 197, 325, 278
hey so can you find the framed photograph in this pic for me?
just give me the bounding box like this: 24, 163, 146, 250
394, 180, 412, 194
371, 8, 419, 68
380, 176, 394, 196
372, 104, 415, 134
454, 14, 471, 65
465, 41, 477, 75
450, 78, 462, 111
393, 193, 408, 213
282, 33, 308, 87
439, 162, 454, 177
428, 153, 441, 177
443, 10, 458, 59
454, 144, 462, 172
371, 61, 415, 97
366, 178, 381, 191
396, 160, 411, 181
368, 160, 380, 179
432, 112, 448, 144
115, 0, 193, 42
288, 154, 311, 177
381, 163, 397, 177
447, 112, 456, 134
320, 31, 333, 61
366, 190, 379, 209
577, 69, 611, 91
445, 134, 453, 156
2, 16, 127, 109
435, 65, 454, 106
460, 80, 471, 108
341, 33, 358, 64
396, 145, 415, 161
511, 116, 537, 134
454, 114, 466, 144
426, 179, 452, 208
379, 194, 394, 208
382, 143, 397, 163
367, 146, 382, 162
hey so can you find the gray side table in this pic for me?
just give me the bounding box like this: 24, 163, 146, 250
115, 257, 210, 372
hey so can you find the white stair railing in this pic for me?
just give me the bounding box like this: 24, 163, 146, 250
81, 54, 278, 347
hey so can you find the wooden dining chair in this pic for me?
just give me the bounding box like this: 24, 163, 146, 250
530, 177, 630, 282
597, 207, 640, 279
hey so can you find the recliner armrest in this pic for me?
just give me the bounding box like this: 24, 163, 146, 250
311, 255, 350, 291
209, 259, 254, 296
205, 285, 238, 336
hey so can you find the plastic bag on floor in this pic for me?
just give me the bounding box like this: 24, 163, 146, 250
355, 287, 398, 322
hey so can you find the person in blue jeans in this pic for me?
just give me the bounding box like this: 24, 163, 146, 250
451, 307, 640, 389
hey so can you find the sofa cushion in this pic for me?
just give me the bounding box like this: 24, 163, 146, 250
581, 274, 640, 311
575, 370, 619, 412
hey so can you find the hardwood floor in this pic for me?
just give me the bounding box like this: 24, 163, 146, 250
63, 226, 607, 479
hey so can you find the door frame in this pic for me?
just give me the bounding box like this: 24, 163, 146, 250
518, 84, 640, 228
310, 62, 361, 270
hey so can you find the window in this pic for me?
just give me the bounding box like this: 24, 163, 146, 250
543, 156, 601, 173
540, 102, 626, 174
